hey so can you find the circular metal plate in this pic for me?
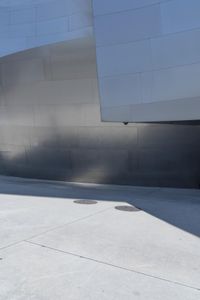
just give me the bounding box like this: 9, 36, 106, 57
115, 205, 141, 212
74, 200, 98, 205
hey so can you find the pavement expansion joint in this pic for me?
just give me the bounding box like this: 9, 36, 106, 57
0, 206, 114, 251
24, 240, 200, 292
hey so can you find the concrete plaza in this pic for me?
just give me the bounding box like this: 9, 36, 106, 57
0, 175, 199, 300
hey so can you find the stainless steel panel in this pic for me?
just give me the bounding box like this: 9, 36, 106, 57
0, 40, 199, 188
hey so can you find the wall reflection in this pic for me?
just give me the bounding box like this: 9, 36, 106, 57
0, 38, 199, 188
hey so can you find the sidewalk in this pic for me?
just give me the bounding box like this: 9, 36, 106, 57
0, 175, 199, 299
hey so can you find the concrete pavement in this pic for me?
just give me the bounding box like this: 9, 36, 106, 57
0, 175, 200, 299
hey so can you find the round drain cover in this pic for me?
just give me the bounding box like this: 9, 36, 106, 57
115, 205, 140, 212
74, 200, 98, 205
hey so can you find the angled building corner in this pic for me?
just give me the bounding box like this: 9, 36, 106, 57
0, 0, 199, 188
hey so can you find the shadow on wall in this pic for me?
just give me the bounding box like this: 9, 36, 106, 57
0, 123, 200, 188
0, 40, 200, 189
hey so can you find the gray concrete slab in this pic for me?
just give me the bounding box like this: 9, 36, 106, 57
30, 203, 200, 289
0, 242, 199, 300
0, 175, 200, 299
0, 192, 114, 249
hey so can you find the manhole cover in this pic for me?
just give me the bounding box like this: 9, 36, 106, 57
115, 205, 141, 212
74, 200, 98, 205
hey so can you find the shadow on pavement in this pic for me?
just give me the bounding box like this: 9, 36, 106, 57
0, 175, 200, 238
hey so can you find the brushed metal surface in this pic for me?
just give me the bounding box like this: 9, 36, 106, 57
93, 0, 200, 122
0, 0, 93, 57
0, 39, 200, 187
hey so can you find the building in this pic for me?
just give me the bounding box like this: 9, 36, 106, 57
0, 0, 200, 187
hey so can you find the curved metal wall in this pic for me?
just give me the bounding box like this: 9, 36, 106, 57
0, 0, 200, 187
0, 0, 93, 57
0, 40, 200, 187
93, 0, 200, 122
